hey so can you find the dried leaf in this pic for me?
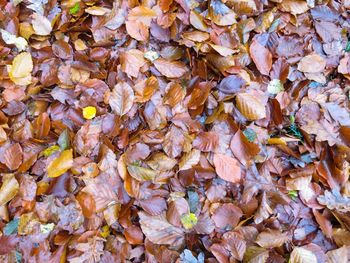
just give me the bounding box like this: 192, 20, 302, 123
109, 82, 135, 116
8, 52, 33, 85
289, 247, 317, 263
32, 13, 52, 36
0, 29, 28, 51
4, 143, 23, 170
249, 39, 272, 75
153, 58, 188, 78
236, 93, 266, 120
213, 153, 242, 183
179, 149, 200, 170
255, 229, 290, 248
0, 174, 19, 206
138, 212, 184, 246
47, 149, 73, 178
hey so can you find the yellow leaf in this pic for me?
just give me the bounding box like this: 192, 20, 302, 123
100, 225, 110, 238
47, 149, 73, 178
8, 52, 33, 85
40, 145, 60, 157
83, 106, 97, 119
0, 174, 19, 206
180, 213, 198, 229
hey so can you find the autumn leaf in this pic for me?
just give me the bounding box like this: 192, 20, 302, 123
138, 212, 184, 246
236, 93, 266, 120
120, 49, 146, 78
249, 38, 272, 75
180, 213, 198, 229
255, 229, 290, 248
0, 29, 28, 51
0, 174, 19, 206
213, 153, 241, 183
179, 149, 200, 171
3, 143, 23, 170
126, 20, 149, 42
128, 6, 157, 26
289, 247, 317, 263
32, 13, 52, 36
298, 54, 326, 73
109, 82, 135, 116
127, 163, 158, 182
83, 106, 97, 120
47, 149, 73, 178
153, 58, 188, 78
8, 52, 33, 85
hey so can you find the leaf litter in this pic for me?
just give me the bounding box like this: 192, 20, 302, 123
0, 0, 350, 262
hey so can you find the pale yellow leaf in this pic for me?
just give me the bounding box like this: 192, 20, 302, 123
0, 174, 19, 206
32, 13, 52, 36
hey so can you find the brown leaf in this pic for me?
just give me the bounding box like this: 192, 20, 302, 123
230, 130, 260, 166
163, 82, 186, 107
120, 49, 146, 78
3, 143, 23, 170
153, 58, 188, 78
236, 93, 266, 121
256, 229, 290, 248
213, 153, 242, 183
212, 203, 243, 229
298, 54, 326, 73
138, 212, 184, 246
126, 20, 149, 42
82, 181, 118, 212
0, 174, 19, 206
109, 82, 135, 116
249, 38, 272, 75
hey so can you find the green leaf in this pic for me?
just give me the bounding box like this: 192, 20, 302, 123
288, 190, 298, 200
180, 213, 198, 230
345, 41, 350, 52
3, 218, 19, 235
58, 129, 70, 150
243, 128, 257, 142
69, 2, 80, 14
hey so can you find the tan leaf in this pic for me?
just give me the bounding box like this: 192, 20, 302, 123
189, 11, 208, 31
256, 229, 290, 248
179, 149, 201, 171
326, 246, 348, 263
147, 153, 177, 172
8, 52, 33, 85
109, 82, 135, 116
289, 247, 317, 263
223, 232, 247, 261
32, 13, 52, 36
213, 153, 241, 183
127, 163, 158, 181
3, 143, 23, 170
0, 174, 19, 206
163, 82, 186, 107
138, 211, 184, 246
333, 228, 350, 246
134, 76, 158, 103
85, 6, 111, 16
153, 58, 188, 78
210, 44, 237, 57
298, 54, 326, 73
279, 0, 309, 15
183, 31, 210, 42
128, 6, 157, 27
243, 246, 269, 263
236, 93, 266, 120
125, 20, 149, 42
47, 149, 73, 178
249, 39, 272, 75
82, 181, 118, 212
301, 119, 339, 146
120, 49, 146, 78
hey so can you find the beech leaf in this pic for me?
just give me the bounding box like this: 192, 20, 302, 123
47, 149, 73, 178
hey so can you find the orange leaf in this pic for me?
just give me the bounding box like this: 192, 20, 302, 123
213, 153, 241, 183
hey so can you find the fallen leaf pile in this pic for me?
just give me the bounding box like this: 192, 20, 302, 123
1, 0, 350, 262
